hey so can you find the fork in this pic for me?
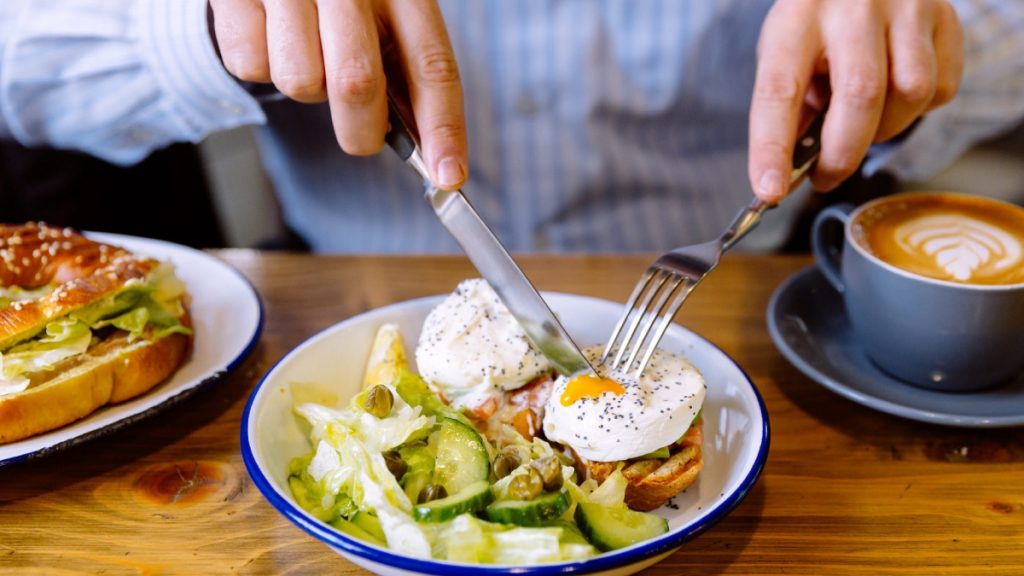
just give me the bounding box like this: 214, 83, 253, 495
600, 111, 826, 378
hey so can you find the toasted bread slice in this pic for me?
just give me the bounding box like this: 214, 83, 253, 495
580, 420, 704, 511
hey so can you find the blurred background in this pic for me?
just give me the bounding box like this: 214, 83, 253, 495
2, 120, 1022, 252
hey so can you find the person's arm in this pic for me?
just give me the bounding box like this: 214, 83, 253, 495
208, 0, 468, 191
747, 0, 969, 202
0, 0, 264, 166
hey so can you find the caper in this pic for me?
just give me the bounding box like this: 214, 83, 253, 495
492, 449, 522, 480
383, 450, 407, 479
507, 468, 544, 501
364, 385, 394, 418
531, 456, 563, 492
417, 483, 448, 504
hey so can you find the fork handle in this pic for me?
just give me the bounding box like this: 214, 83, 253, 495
720, 109, 825, 251
720, 198, 771, 251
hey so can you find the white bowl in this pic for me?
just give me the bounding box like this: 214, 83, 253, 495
242, 292, 769, 575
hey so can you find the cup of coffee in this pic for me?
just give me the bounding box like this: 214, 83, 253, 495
811, 191, 1024, 392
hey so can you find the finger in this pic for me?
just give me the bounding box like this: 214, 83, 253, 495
812, 3, 888, 191
263, 0, 325, 103
318, 0, 388, 155
748, 1, 821, 204
875, 5, 937, 142
929, 1, 964, 110
383, 0, 467, 190
210, 0, 270, 82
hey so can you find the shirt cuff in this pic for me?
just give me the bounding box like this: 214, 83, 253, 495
139, 0, 265, 141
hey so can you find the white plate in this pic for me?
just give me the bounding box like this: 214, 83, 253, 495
0, 233, 263, 467
243, 292, 768, 576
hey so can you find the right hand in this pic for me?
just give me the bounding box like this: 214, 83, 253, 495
209, 0, 469, 190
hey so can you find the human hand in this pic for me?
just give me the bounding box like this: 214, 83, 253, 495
209, 0, 468, 190
748, 0, 964, 203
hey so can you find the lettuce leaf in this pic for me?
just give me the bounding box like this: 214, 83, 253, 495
95, 294, 192, 342
0, 318, 92, 396
69, 262, 190, 341
293, 386, 435, 558
425, 514, 596, 563
0, 264, 191, 398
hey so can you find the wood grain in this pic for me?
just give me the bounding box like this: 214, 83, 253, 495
1, 252, 1022, 575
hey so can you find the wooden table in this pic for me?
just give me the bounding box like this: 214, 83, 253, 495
2, 253, 1021, 575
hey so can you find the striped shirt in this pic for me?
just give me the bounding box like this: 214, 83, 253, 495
1, 0, 1022, 253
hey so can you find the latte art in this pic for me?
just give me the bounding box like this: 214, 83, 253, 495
856, 193, 1024, 286
894, 215, 1022, 282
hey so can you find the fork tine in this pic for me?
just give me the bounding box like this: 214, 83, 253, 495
632, 278, 698, 378
622, 274, 684, 370
610, 269, 671, 370
600, 268, 655, 366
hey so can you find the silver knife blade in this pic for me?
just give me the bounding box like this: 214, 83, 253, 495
385, 96, 594, 376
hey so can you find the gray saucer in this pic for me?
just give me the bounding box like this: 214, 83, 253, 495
767, 266, 1024, 428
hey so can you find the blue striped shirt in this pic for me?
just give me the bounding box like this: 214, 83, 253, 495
1, 0, 1023, 252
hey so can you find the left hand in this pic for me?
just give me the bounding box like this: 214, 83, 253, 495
748, 0, 964, 203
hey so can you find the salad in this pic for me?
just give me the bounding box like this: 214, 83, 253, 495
286, 321, 671, 565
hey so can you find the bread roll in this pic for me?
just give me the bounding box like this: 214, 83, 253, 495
0, 223, 192, 444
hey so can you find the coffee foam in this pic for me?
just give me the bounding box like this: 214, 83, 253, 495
855, 193, 1024, 286
894, 214, 1022, 282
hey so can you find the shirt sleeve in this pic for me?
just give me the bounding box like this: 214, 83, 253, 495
864, 0, 1024, 180
0, 0, 265, 166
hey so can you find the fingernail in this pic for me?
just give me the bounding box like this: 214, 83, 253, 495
758, 169, 784, 201
436, 157, 465, 189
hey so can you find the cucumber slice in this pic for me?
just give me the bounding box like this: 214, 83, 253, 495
485, 490, 570, 527
413, 480, 494, 522
574, 501, 668, 551
351, 511, 387, 542
432, 418, 489, 494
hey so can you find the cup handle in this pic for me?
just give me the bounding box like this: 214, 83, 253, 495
811, 204, 854, 293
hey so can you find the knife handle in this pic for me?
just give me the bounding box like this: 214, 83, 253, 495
385, 94, 433, 183
385, 95, 419, 160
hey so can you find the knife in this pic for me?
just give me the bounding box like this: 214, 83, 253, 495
384, 95, 595, 377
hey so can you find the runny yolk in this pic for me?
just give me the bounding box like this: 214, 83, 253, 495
560, 373, 625, 406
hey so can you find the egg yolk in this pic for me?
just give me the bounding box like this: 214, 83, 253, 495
560, 373, 625, 406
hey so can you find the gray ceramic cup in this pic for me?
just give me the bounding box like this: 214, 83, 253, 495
812, 200, 1024, 392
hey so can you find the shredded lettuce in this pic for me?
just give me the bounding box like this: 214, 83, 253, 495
296, 385, 434, 454
0, 318, 92, 396
93, 293, 191, 342
0, 263, 190, 397
424, 514, 596, 563
69, 262, 190, 341
293, 385, 436, 558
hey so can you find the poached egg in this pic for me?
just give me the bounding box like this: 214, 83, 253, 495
542, 346, 705, 462
415, 279, 552, 410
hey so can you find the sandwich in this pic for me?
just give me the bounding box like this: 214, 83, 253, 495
0, 223, 192, 444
